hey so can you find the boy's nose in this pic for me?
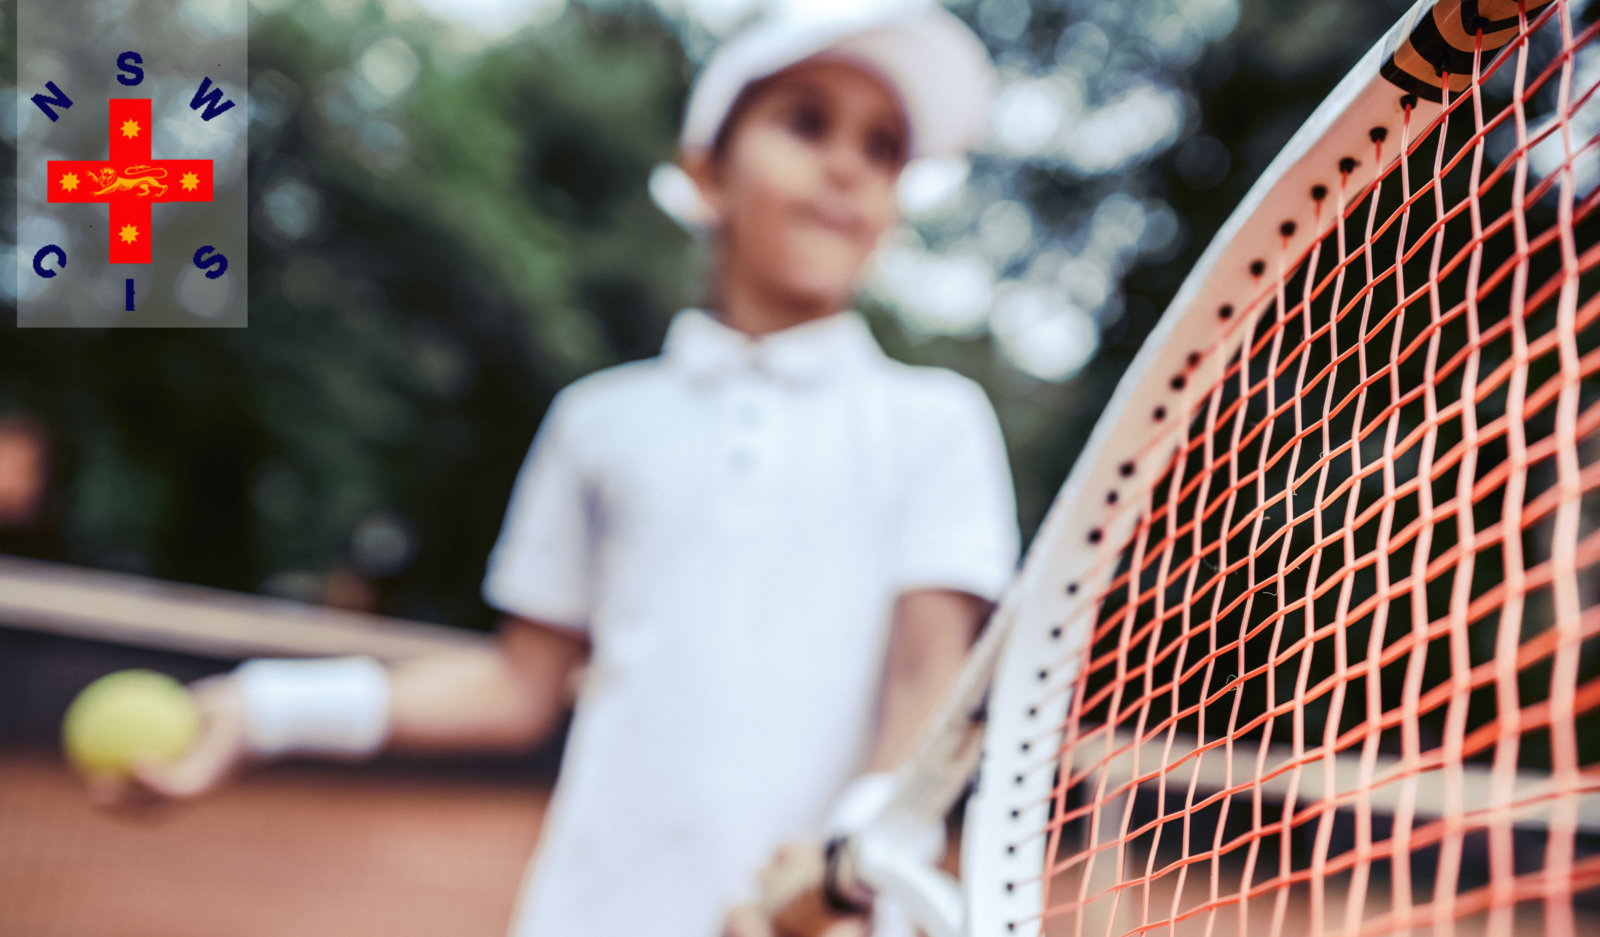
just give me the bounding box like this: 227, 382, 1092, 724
820, 138, 870, 190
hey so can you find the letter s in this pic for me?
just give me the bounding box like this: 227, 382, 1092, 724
117, 51, 144, 87
193, 246, 228, 280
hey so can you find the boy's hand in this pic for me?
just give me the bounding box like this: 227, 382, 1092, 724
721, 841, 870, 937
88, 675, 251, 806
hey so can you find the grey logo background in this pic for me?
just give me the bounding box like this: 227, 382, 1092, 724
14, 0, 247, 328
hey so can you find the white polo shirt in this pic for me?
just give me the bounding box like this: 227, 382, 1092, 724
485, 308, 1018, 937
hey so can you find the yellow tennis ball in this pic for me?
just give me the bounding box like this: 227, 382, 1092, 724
62, 669, 199, 780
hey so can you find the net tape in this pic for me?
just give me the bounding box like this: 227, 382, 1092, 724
1029, 4, 1600, 935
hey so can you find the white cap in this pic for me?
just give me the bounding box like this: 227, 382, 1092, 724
679, 3, 996, 161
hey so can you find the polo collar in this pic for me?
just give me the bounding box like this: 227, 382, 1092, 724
663, 309, 883, 386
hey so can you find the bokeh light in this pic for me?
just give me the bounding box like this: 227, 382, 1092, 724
2, 0, 1486, 625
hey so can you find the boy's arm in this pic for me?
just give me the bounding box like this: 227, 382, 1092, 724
127, 615, 588, 801
866, 588, 990, 772
387, 616, 589, 752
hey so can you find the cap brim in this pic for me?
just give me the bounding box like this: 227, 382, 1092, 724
681, 5, 995, 161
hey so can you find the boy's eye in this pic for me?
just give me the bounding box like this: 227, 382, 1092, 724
865, 128, 905, 167
788, 103, 827, 140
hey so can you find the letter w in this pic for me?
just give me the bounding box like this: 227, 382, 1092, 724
31, 81, 73, 122
189, 77, 236, 121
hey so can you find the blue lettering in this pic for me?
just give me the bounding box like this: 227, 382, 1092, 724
30, 81, 73, 122
193, 246, 228, 279
32, 245, 66, 278
117, 51, 144, 86
189, 77, 236, 122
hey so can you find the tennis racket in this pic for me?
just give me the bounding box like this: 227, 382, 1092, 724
825, 1, 1600, 934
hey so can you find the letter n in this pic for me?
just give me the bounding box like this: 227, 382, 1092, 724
31, 81, 72, 122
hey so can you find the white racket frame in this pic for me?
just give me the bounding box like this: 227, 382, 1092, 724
848, 1, 1564, 934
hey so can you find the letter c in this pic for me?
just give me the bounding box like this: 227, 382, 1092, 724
33, 244, 66, 278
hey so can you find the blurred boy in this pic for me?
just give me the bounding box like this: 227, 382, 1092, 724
131, 6, 1011, 935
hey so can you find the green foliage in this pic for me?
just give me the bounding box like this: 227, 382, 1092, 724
0, 0, 1427, 631
2, 0, 694, 629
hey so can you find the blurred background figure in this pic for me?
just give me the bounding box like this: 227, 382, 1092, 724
0, 412, 49, 529
0, 410, 59, 559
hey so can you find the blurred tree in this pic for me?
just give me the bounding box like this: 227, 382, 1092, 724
1, 0, 693, 629
0, 0, 1468, 632
867, 0, 1422, 541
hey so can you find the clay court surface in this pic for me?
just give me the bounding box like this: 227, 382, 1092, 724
0, 748, 550, 937
3, 744, 1593, 937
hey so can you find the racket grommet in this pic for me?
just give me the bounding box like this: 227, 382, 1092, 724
1007, 844, 1016, 855
1369, 126, 1388, 143
1339, 157, 1357, 174
1065, 583, 1078, 595
1186, 351, 1201, 368
1119, 461, 1135, 477
1249, 259, 1266, 277
1014, 774, 1024, 785
1170, 374, 1186, 390
1279, 221, 1296, 237
1021, 741, 1031, 752
1087, 528, 1102, 544
1106, 490, 1118, 504
1050, 626, 1063, 639
1311, 184, 1327, 201
1401, 93, 1418, 110
1218, 304, 1233, 320
1006, 882, 1015, 893
1036, 669, 1048, 682
1028, 706, 1038, 717
1010, 809, 1020, 819
1153, 405, 1167, 420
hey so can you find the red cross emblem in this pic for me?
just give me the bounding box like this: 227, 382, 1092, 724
47, 99, 214, 265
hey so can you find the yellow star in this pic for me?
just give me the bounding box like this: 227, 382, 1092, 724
120, 119, 140, 139
180, 172, 200, 192
60, 172, 79, 192
118, 224, 139, 244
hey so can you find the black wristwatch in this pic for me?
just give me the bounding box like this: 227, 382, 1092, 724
822, 835, 873, 915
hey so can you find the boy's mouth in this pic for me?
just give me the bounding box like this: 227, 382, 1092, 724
801, 201, 862, 238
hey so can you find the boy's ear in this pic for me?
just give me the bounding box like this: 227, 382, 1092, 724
677, 151, 724, 229
648, 157, 719, 231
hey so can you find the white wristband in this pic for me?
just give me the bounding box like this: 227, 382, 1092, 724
234, 657, 391, 758
827, 772, 898, 833
827, 772, 946, 864
825, 771, 946, 937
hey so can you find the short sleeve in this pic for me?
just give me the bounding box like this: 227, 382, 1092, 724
482, 392, 595, 630
891, 377, 1020, 602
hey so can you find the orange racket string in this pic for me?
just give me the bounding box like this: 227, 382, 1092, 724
1029, 4, 1600, 935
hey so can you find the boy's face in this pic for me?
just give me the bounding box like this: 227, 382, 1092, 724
689, 57, 909, 312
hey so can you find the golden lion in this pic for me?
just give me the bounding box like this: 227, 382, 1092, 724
90, 165, 168, 198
